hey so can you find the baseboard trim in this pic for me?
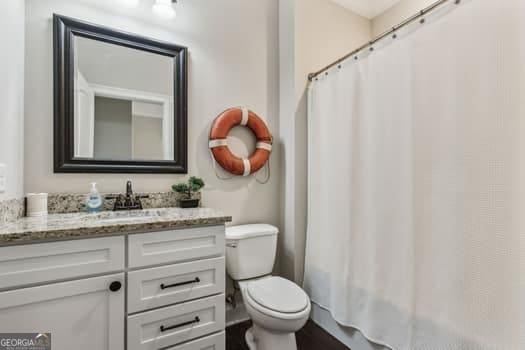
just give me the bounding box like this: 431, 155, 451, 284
226, 301, 250, 327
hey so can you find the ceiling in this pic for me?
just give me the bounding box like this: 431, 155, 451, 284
331, 0, 402, 19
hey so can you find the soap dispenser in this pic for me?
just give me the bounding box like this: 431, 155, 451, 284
86, 182, 103, 213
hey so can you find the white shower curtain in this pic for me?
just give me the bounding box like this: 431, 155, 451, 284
304, 0, 525, 349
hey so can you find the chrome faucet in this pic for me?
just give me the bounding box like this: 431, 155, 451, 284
108, 181, 149, 211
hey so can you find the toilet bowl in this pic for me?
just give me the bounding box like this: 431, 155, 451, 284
226, 224, 311, 350
241, 276, 311, 350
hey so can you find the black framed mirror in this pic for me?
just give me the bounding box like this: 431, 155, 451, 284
53, 14, 187, 173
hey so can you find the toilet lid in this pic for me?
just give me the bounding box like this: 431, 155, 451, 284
247, 277, 309, 314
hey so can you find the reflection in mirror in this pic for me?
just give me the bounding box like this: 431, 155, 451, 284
73, 35, 174, 161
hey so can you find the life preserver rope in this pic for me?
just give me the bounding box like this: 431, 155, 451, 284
209, 107, 272, 181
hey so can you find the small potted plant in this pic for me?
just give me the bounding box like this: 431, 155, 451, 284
172, 176, 205, 208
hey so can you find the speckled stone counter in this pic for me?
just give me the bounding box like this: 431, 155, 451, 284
0, 208, 232, 246
47, 191, 201, 214
0, 198, 25, 227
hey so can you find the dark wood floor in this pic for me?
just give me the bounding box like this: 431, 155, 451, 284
226, 320, 350, 350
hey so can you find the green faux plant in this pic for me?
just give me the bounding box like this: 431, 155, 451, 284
172, 176, 205, 199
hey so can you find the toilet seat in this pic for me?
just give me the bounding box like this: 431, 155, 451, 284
245, 277, 310, 319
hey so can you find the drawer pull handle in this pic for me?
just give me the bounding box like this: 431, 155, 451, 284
160, 277, 200, 290
160, 316, 200, 333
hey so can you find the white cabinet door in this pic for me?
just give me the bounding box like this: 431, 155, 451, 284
0, 273, 125, 350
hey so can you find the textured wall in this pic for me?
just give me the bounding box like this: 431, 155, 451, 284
0, 0, 25, 201
24, 0, 280, 228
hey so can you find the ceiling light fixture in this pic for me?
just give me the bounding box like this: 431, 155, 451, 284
152, 0, 177, 19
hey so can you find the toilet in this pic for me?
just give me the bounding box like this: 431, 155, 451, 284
225, 224, 311, 350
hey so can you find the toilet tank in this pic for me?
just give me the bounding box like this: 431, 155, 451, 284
225, 224, 279, 281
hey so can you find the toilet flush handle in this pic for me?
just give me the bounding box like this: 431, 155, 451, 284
226, 242, 238, 248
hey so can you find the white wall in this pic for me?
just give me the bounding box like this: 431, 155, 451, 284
0, 0, 25, 201
93, 97, 132, 160
278, 0, 298, 285
76, 35, 174, 96
132, 115, 164, 160
372, 0, 437, 35
24, 0, 280, 227
296, 0, 371, 93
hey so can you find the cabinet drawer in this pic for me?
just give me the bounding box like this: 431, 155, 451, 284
166, 332, 225, 350
0, 236, 125, 290
128, 226, 225, 268
128, 257, 225, 313
127, 294, 225, 350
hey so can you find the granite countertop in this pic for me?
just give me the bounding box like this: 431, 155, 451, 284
0, 208, 232, 246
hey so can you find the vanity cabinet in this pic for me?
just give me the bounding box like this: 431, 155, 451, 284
0, 225, 226, 350
0, 274, 125, 350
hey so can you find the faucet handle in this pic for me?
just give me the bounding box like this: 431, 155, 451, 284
109, 194, 126, 211
133, 194, 148, 210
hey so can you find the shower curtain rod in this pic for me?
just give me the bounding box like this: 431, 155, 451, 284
308, 0, 461, 81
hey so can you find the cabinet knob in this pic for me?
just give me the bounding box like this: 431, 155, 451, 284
109, 281, 122, 292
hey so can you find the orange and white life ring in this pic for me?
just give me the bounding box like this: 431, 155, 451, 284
209, 107, 272, 177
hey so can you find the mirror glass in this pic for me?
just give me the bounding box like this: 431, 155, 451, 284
73, 35, 175, 161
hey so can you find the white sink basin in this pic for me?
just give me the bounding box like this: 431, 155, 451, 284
84, 209, 167, 224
